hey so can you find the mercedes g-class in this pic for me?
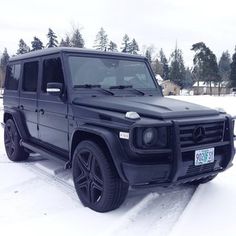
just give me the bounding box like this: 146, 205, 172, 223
2, 47, 235, 212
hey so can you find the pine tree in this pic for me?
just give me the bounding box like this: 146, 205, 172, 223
94, 27, 108, 51
191, 42, 219, 95
145, 50, 152, 63
159, 49, 169, 80
59, 39, 66, 47
121, 34, 131, 53
129, 39, 139, 54
151, 59, 163, 76
71, 29, 84, 48
60, 36, 71, 47
31, 37, 44, 51
107, 41, 117, 52
17, 39, 30, 54
169, 47, 186, 88
230, 48, 236, 88
0, 48, 10, 74
183, 67, 194, 89
218, 51, 231, 95
46, 28, 58, 48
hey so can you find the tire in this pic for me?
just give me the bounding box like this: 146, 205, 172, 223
4, 119, 29, 162
190, 174, 217, 185
72, 140, 129, 212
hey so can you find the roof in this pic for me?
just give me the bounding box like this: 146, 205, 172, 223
161, 80, 181, 87
10, 47, 146, 62
193, 81, 228, 87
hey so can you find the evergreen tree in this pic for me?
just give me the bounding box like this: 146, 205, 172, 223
31, 37, 44, 51
71, 29, 84, 48
191, 42, 219, 95
0, 48, 10, 87
151, 58, 163, 76
159, 49, 169, 80
94, 27, 108, 51
169, 47, 186, 88
17, 39, 30, 54
60, 36, 71, 47
218, 51, 231, 95
0, 48, 10, 74
183, 67, 194, 89
46, 28, 58, 48
107, 41, 117, 52
129, 39, 139, 54
121, 34, 131, 53
230, 48, 236, 88
145, 49, 152, 63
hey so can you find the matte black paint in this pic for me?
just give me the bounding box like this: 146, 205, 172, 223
3, 47, 235, 187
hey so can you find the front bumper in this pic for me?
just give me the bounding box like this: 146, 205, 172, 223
121, 116, 235, 187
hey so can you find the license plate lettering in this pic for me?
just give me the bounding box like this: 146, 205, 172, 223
195, 148, 215, 166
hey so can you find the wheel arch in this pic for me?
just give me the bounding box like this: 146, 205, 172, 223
70, 125, 128, 182
3, 110, 29, 141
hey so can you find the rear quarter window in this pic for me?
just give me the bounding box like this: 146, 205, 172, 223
5, 64, 21, 90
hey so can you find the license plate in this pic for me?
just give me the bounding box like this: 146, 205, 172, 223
195, 148, 215, 166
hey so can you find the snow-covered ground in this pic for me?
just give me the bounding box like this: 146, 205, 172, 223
0, 96, 235, 236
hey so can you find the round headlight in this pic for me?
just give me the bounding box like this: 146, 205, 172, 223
143, 128, 156, 145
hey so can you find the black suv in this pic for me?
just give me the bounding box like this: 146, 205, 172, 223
2, 47, 235, 212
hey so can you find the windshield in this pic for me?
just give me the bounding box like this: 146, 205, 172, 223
68, 56, 157, 89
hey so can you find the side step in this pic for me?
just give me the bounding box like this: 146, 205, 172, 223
20, 140, 71, 169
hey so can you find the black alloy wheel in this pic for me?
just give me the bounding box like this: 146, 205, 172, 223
72, 140, 128, 212
4, 119, 29, 162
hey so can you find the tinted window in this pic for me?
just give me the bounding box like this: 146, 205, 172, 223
68, 56, 156, 89
42, 58, 64, 92
22, 61, 38, 92
5, 64, 21, 90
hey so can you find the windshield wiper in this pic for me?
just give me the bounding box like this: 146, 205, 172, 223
74, 84, 101, 88
109, 85, 132, 89
109, 85, 145, 96
74, 84, 114, 95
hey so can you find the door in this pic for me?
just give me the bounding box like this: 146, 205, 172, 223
38, 56, 69, 151
19, 60, 39, 139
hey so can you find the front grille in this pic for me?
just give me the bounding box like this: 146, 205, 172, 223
179, 121, 225, 147
185, 161, 216, 177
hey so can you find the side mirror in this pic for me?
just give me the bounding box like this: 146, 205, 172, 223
46, 83, 63, 96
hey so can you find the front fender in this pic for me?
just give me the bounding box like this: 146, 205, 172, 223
69, 125, 129, 182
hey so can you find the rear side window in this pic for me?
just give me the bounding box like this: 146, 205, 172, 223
22, 61, 38, 92
5, 64, 21, 90
42, 58, 64, 92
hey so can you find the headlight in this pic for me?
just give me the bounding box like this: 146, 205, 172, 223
143, 128, 156, 145
134, 127, 168, 149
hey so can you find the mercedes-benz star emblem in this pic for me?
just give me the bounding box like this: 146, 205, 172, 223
192, 126, 205, 143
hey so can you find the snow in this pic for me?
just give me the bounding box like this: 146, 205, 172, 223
169, 167, 236, 236
0, 95, 235, 236
169, 95, 236, 236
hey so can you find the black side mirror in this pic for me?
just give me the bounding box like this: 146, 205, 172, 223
46, 83, 63, 96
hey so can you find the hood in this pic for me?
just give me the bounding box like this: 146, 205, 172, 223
73, 96, 219, 119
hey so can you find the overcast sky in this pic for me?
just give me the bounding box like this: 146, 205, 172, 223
1, 0, 236, 66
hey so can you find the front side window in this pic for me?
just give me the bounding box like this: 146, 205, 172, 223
22, 61, 38, 92
5, 64, 21, 90
42, 58, 64, 92
68, 56, 157, 89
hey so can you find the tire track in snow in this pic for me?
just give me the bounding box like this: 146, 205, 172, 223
19, 156, 196, 236
102, 186, 195, 236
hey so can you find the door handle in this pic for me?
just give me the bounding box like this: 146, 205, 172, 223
39, 109, 45, 115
